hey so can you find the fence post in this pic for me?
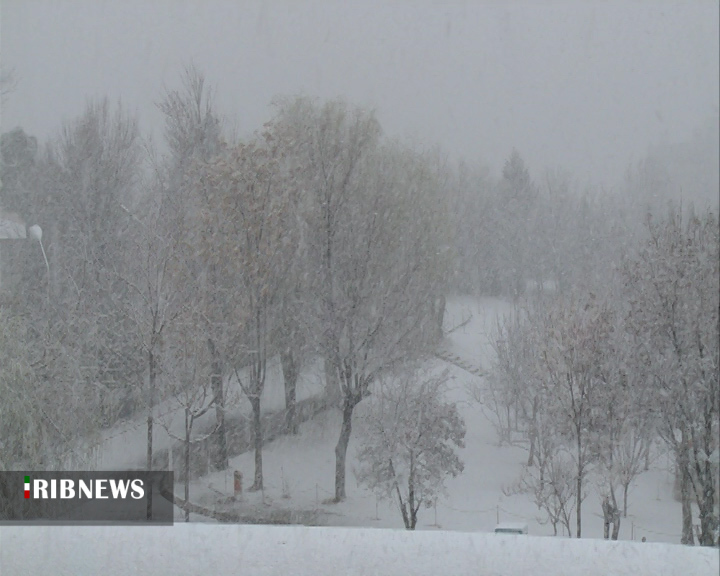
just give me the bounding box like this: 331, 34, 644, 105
234, 470, 242, 499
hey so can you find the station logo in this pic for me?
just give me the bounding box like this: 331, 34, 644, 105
23, 475, 145, 500
2, 471, 174, 525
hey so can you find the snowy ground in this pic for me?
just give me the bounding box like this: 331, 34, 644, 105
1, 296, 715, 574
183, 297, 704, 544
1, 524, 717, 576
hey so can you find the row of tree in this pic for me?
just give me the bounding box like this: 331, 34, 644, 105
0, 67, 448, 507
1, 66, 716, 534
484, 206, 719, 545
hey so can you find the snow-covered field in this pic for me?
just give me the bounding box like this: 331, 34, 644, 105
1, 297, 716, 575
2, 524, 718, 576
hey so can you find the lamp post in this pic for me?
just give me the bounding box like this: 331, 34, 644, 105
28, 224, 51, 303
28, 225, 50, 275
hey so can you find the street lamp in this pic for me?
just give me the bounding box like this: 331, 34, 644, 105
28, 224, 50, 275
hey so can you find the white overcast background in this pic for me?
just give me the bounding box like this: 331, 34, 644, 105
1, 0, 718, 187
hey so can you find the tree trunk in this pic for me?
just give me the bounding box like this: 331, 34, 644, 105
696, 468, 717, 546
250, 396, 263, 491
434, 295, 446, 342
146, 349, 156, 521
576, 434, 583, 538
610, 488, 620, 540
602, 497, 611, 540
527, 397, 538, 467
679, 437, 695, 545
324, 355, 341, 409
408, 451, 417, 530
281, 350, 298, 435
334, 397, 356, 501
184, 408, 190, 523
505, 405, 512, 443
623, 482, 630, 518
611, 512, 621, 540
527, 434, 536, 467
395, 483, 410, 529
695, 410, 718, 546
207, 339, 227, 470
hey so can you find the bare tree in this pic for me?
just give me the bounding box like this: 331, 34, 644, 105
156, 64, 228, 469
541, 295, 616, 538
194, 132, 297, 491
270, 97, 449, 501
491, 293, 613, 538
273, 274, 312, 435
624, 205, 719, 546
479, 305, 542, 458
114, 183, 194, 519
356, 366, 465, 530
159, 313, 217, 522
505, 431, 577, 538
38, 99, 143, 432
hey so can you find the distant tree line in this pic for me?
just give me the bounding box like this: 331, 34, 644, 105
0, 67, 447, 509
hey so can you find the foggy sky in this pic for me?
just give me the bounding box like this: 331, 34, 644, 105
2, 0, 718, 187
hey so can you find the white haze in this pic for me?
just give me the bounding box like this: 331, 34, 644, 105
2, 0, 718, 190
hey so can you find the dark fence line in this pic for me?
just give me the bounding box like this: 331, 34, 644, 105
156, 474, 324, 525
151, 394, 330, 483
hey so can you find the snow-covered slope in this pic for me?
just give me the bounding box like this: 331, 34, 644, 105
173, 296, 700, 545
1, 524, 717, 576
81, 356, 325, 471
10, 295, 708, 568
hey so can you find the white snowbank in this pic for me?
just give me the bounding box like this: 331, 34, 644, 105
1, 524, 717, 576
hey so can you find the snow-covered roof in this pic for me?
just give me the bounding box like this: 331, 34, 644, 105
0, 211, 26, 239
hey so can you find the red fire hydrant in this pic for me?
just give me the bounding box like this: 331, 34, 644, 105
234, 470, 242, 498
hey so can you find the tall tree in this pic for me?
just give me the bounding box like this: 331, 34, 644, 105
496, 149, 537, 299
113, 179, 194, 509
194, 132, 297, 491
625, 205, 719, 546
156, 64, 227, 469
536, 294, 614, 539
40, 98, 143, 431
0, 128, 39, 217
271, 97, 449, 500
159, 307, 217, 522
